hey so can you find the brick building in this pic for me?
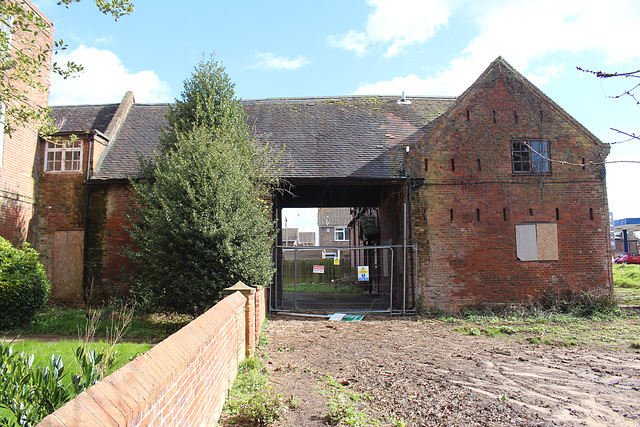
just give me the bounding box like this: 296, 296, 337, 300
409, 59, 611, 310
41, 57, 612, 310
0, 1, 53, 246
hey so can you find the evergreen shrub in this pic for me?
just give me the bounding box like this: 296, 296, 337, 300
0, 237, 50, 329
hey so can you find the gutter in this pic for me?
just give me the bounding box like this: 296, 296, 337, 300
82, 131, 95, 303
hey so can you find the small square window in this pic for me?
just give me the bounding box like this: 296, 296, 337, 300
44, 140, 82, 172
512, 139, 551, 175
334, 227, 348, 241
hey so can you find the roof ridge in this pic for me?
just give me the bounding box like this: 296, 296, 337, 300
240, 95, 457, 104
51, 103, 121, 109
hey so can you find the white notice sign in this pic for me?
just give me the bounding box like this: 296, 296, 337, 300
357, 266, 369, 281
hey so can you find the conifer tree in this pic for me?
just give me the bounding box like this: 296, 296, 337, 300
127, 57, 276, 313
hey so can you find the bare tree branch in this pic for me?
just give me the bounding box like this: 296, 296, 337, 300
610, 128, 640, 144
523, 141, 640, 167
576, 66, 640, 79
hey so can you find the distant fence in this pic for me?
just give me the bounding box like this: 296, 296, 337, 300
39, 282, 265, 426
282, 257, 357, 284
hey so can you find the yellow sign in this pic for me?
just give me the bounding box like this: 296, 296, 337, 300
334, 257, 340, 265
357, 266, 369, 281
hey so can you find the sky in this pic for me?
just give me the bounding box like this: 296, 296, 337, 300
34, 0, 640, 231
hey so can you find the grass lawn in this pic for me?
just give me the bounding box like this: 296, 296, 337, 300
0, 338, 151, 388
0, 338, 151, 423
613, 264, 640, 306
5, 306, 194, 341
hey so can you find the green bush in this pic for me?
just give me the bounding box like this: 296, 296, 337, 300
0, 237, 50, 330
0, 342, 70, 426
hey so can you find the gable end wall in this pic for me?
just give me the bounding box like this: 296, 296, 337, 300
411, 68, 612, 310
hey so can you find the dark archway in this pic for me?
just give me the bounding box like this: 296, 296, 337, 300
271, 179, 416, 313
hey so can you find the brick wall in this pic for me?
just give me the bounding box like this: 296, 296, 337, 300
0, 1, 53, 246
85, 182, 136, 299
39, 283, 266, 426
410, 62, 612, 311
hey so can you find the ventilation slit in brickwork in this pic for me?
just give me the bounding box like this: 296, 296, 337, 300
477, 158, 482, 171
451, 158, 455, 172
424, 158, 428, 171
539, 110, 543, 122
476, 209, 481, 222
529, 208, 533, 216
514, 111, 518, 123
466, 109, 470, 121
503, 208, 507, 221
589, 207, 594, 220
556, 208, 560, 221
450, 209, 454, 222
582, 158, 585, 170
492, 110, 497, 124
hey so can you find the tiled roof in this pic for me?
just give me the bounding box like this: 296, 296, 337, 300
74, 96, 455, 181
318, 208, 351, 226
283, 228, 299, 241
51, 104, 120, 134
298, 232, 315, 244
243, 96, 455, 180
92, 104, 170, 180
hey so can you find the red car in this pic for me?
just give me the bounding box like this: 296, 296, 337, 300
614, 253, 640, 264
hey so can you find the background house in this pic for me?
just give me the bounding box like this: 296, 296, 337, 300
318, 207, 351, 259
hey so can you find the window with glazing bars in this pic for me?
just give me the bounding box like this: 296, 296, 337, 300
44, 140, 82, 172
511, 139, 550, 174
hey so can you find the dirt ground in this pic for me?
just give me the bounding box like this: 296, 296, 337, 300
263, 315, 640, 427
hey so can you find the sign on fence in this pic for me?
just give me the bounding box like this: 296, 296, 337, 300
357, 265, 369, 281
313, 265, 325, 274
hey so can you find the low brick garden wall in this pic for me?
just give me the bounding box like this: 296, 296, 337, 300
39, 283, 265, 426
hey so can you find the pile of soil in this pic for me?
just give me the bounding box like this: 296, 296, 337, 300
263, 316, 640, 426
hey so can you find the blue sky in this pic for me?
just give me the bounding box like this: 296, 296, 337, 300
34, 0, 640, 227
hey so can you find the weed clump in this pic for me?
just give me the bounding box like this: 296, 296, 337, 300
223, 352, 295, 426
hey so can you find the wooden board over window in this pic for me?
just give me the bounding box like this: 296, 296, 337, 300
52, 230, 84, 301
536, 223, 559, 260
515, 223, 558, 261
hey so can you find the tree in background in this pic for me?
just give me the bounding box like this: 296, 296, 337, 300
0, 0, 133, 135
127, 57, 278, 314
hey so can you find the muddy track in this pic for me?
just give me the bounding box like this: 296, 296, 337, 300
263, 317, 640, 427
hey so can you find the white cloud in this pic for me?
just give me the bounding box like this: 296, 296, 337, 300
248, 52, 310, 70
353, 0, 640, 96
49, 46, 171, 105
327, 30, 368, 56
328, 0, 458, 58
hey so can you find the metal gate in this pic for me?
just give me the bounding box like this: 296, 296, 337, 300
271, 244, 416, 313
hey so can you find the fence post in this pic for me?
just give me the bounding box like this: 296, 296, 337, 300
223, 281, 256, 357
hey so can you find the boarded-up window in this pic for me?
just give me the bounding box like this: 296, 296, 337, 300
515, 223, 558, 261
52, 230, 84, 300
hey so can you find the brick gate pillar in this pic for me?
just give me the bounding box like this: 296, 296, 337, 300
223, 281, 256, 357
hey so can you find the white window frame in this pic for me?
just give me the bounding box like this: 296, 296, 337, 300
334, 227, 348, 241
44, 140, 83, 172
323, 249, 340, 259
